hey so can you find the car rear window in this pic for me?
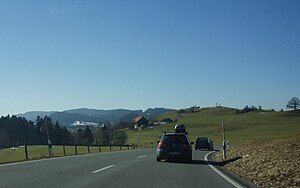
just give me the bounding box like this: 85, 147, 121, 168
197, 138, 208, 142
161, 135, 189, 144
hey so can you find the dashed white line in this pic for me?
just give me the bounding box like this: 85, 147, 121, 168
137, 155, 147, 159
204, 152, 244, 188
92, 165, 114, 174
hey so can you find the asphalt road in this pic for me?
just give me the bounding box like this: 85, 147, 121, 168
0, 149, 242, 188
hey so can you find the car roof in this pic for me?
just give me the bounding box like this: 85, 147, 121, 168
197, 137, 210, 140
163, 132, 187, 136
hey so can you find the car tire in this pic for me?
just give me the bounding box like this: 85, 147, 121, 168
156, 157, 161, 162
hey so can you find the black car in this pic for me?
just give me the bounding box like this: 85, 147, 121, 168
195, 137, 214, 151
156, 132, 193, 163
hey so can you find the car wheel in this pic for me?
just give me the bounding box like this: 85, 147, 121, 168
156, 157, 161, 162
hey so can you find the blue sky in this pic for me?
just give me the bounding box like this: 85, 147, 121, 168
0, 0, 299, 116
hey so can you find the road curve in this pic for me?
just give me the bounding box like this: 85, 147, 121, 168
0, 149, 242, 188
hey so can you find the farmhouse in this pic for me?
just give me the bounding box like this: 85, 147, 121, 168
159, 118, 173, 125
133, 116, 149, 129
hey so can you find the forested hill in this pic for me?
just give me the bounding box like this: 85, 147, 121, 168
17, 108, 174, 126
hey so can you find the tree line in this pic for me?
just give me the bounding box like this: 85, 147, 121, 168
0, 115, 127, 148
236, 97, 300, 114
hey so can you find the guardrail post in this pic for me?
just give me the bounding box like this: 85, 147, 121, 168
127, 144, 129, 150
110, 145, 112, 152
120, 145, 122, 151
87, 145, 90, 154
98, 145, 101, 152
75, 145, 78, 155
63, 143, 66, 156
24, 141, 28, 159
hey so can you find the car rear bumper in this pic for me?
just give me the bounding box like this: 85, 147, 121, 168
195, 144, 212, 150
157, 149, 192, 161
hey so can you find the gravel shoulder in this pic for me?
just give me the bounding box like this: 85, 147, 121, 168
214, 133, 300, 188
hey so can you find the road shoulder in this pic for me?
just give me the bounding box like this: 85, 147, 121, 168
206, 151, 259, 188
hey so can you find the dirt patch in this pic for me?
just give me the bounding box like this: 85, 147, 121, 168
214, 134, 300, 188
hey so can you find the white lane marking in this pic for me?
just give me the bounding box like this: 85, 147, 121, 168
137, 155, 147, 159
204, 152, 244, 188
92, 165, 114, 174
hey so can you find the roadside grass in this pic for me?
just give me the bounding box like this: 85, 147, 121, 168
126, 108, 300, 145
0, 145, 134, 164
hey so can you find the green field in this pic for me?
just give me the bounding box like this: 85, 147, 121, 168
126, 107, 300, 145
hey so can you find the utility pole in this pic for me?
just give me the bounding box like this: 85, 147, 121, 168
137, 127, 141, 149
222, 122, 227, 160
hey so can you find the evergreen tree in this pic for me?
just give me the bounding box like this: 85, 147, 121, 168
75, 128, 84, 145
0, 129, 11, 148
83, 126, 93, 145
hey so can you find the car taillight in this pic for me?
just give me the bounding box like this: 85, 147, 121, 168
157, 142, 166, 149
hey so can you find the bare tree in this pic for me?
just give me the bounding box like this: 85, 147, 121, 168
286, 97, 300, 111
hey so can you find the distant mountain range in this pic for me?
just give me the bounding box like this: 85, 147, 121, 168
17, 108, 174, 126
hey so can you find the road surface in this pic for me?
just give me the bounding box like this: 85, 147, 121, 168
0, 149, 243, 188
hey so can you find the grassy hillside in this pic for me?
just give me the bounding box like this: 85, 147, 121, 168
126, 107, 300, 146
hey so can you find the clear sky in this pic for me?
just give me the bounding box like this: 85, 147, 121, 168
0, 0, 299, 116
